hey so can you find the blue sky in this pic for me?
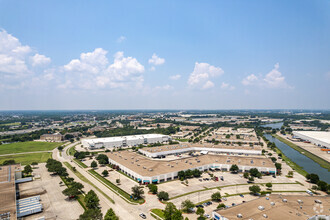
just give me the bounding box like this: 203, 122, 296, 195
0, 0, 329, 110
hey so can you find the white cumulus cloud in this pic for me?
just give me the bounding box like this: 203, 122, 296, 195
188, 62, 224, 89
241, 63, 290, 88
148, 53, 165, 66
31, 53, 51, 66
61, 49, 145, 90
170, 74, 181, 80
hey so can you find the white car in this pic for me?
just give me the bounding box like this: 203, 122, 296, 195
139, 213, 146, 219
204, 214, 210, 218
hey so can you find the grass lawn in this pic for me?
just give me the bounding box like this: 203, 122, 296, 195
151, 209, 165, 219
88, 169, 144, 204
0, 152, 52, 165
73, 159, 88, 168
0, 141, 63, 155
273, 134, 330, 171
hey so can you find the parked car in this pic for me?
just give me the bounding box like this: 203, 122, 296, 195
206, 201, 212, 206
139, 213, 146, 219
239, 194, 244, 198
204, 214, 210, 218
196, 204, 204, 208
222, 197, 227, 201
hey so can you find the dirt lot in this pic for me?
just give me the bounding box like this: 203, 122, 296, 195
19, 163, 84, 220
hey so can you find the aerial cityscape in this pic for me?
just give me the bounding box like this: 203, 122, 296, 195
0, 1, 329, 220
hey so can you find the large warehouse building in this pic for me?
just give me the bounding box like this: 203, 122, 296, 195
107, 151, 276, 184
293, 131, 330, 149
82, 134, 171, 149
139, 143, 262, 158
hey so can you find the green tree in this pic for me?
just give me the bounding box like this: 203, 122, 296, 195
230, 164, 239, 173
164, 202, 178, 220
249, 185, 261, 194
249, 168, 259, 177
266, 183, 272, 189
306, 173, 319, 184
317, 181, 328, 192
243, 172, 249, 179
58, 146, 64, 151
84, 190, 100, 209
275, 163, 282, 171
131, 185, 144, 199
102, 170, 109, 177
181, 200, 194, 213
148, 184, 158, 194
23, 165, 32, 174
196, 207, 205, 216
157, 191, 169, 201
104, 208, 119, 220
217, 203, 226, 209
96, 154, 109, 165
211, 192, 221, 201
62, 187, 80, 198
91, 160, 97, 168
172, 210, 184, 220
79, 209, 103, 220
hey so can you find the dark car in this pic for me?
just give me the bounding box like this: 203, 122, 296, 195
206, 201, 212, 206
196, 205, 204, 208
239, 194, 244, 198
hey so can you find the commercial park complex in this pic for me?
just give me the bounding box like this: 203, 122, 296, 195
293, 131, 330, 149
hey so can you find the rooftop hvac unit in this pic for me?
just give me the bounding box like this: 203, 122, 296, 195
149, 169, 153, 171
237, 214, 243, 218
270, 202, 275, 206
297, 200, 303, 204
137, 164, 140, 166
143, 167, 146, 169
171, 165, 174, 168
263, 214, 268, 218
282, 199, 287, 202
258, 206, 265, 211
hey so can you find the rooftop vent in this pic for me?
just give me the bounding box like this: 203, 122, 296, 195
258, 206, 265, 211
149, 169, 153, 171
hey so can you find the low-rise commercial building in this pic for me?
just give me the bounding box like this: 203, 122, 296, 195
107, 151, 276, 184
82, 134, 171, 149
40, 133, 63, 142
139, 143, 262, 158
212, 194, 329, 220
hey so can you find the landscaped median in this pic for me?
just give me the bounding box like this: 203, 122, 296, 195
273, 134, 330, 171
169, 182, 303, 200
63, 162, 115, 204
88, 169, 145, 204
73, 159, 88, 168
151, 209, 165, 220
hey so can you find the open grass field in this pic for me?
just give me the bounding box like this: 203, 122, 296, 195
273, 134, 330, 171
0, 152, 52, 165
0, 141, 63, 155
151, 209, 165, 220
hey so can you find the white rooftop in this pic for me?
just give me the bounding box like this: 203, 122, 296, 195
293, 131, 330, 144
84, 134, 167, 143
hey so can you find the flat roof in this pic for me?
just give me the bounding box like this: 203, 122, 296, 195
293, 131, 330, 144
84, 134, 168, 143
106, 151, 274, 177
214, 194, 330, 219
140, 143, 261, 154
0, 164, 20, 219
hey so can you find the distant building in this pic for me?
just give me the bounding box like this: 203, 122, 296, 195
40, 133, 63, 142
82, 134, 171, 149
